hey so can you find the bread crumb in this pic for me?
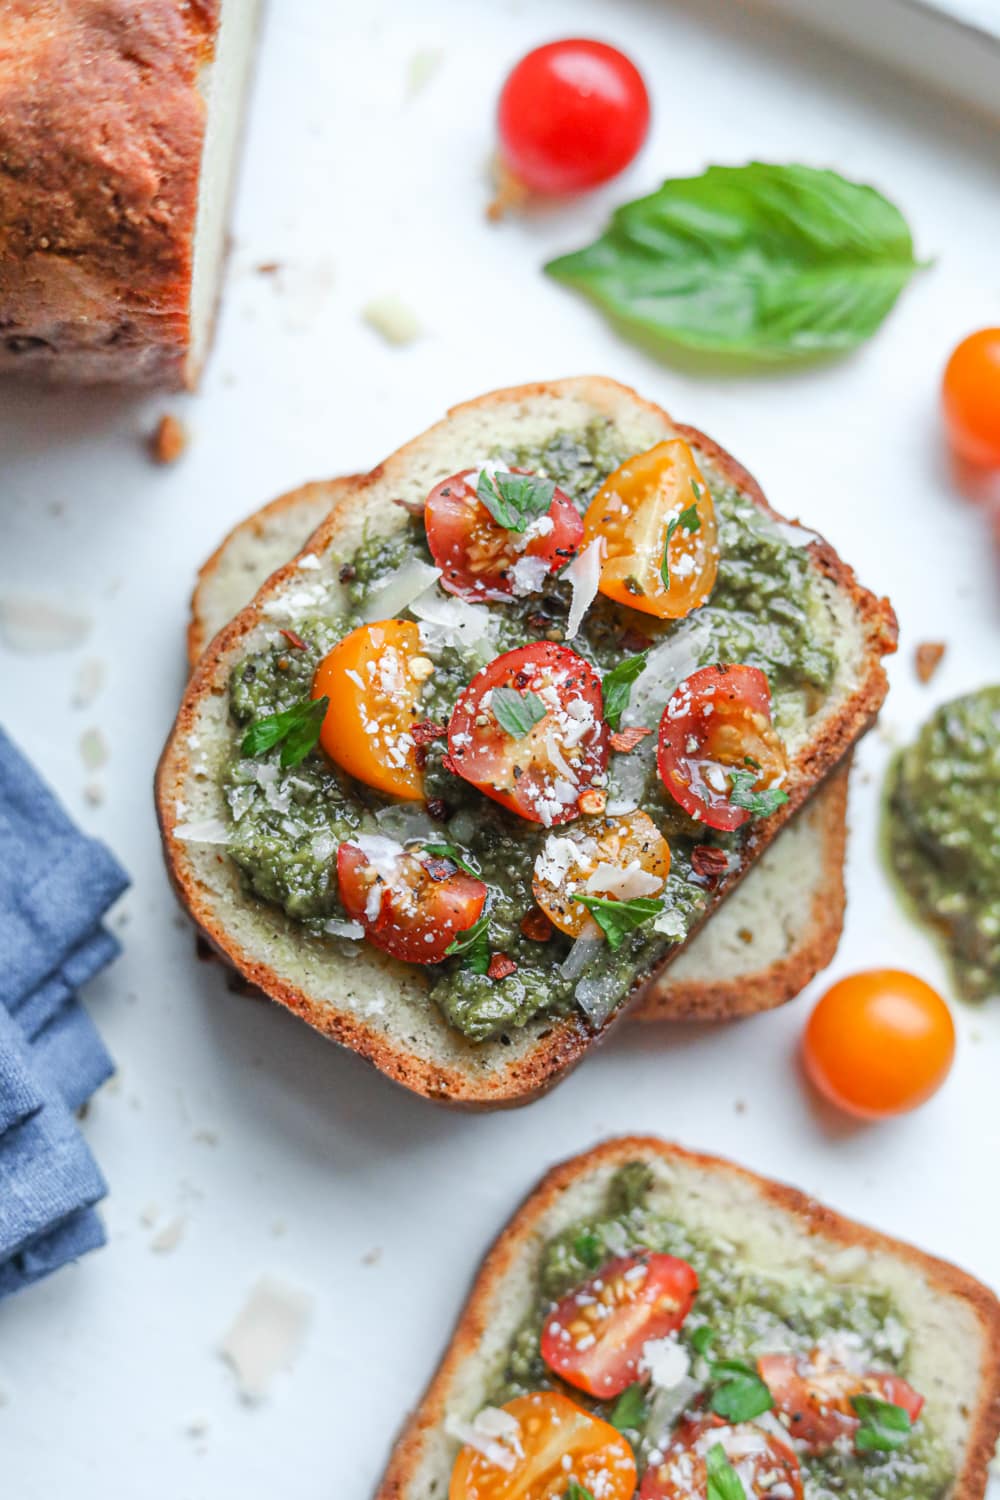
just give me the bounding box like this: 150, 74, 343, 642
83, 781, 104, 807
362, 1246, 382, 1266
79, 726, 109, 770
255, 261, 282, 275
72, 657, 105, 709
362, 294, 422, 346
0, 595, 92, 652
185, 1416, 210, 1439
406, 48, 443, 97
150, 1215, 187, 1254
914, 641, 946, 684
150, 413, 188, 465
140, 1202, 159, 1228
737, 928, 754, 945
220, 1276, 313, 1402
193, 1127, 219, 1147
734, 1100, 747, 1114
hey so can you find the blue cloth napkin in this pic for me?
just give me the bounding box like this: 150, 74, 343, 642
0, 727, 128, 1297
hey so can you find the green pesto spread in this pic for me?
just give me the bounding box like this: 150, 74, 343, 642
887, 686, 1000, 1003
221, 419, 839, 1042
488, 1164, 952, 1500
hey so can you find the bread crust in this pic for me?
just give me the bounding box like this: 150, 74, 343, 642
156, 377, 897, 1106
375, 1136, 1000, 1499
0, 0, 219, 386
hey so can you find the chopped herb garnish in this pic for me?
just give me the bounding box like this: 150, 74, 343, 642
851, 1394, 913, 1452
422, 842, 479, 877
490, 687, 547, 738
476, 469, 556, 533
572, 893, 664, 950
609, 1382, 647, 1432
601, 652, 649, 731
690, 1325, 717, 1357
728, 768, 790, 818
573, 1230, 603, 1269
444, 913, 491, 974
241, 695, 329, 768
660, 500, 701, 591
706, 1443, 746, 1500
708, 1358, 774, 1423
565, 1483, 596, 1500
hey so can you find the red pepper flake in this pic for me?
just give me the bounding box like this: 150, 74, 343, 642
441, 754, 462, 776
621, 627, 653, 654
691, 845, 730, 882
426, 798, 448, 821
411, 719, 447, 745
609, 726, 652, 753
392, 496, 425, 516
424, 857, 455, 883
915, 641, 946, 684
487, 953, 518, 981
520, 907, 553, 942
279, 628, 308, 651
338, 562, 357, 583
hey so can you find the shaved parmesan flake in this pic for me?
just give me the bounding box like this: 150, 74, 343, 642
324, 918, 364, 940
362, 560, 441, 623
565, 539, 603, 639
444, 1407, 523, 1472
642, 1336, 690, 1390
296, 553, 321, 571
174, 818, 230, 845
509, 555, 551, 597
585, 859, 663, 901
411, 589, 492, 650
220, 1276, 313, 1403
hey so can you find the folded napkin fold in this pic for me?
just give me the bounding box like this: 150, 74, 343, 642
0, 727, 128, 1298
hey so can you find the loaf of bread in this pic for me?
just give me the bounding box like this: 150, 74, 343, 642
0, 0, 260, 387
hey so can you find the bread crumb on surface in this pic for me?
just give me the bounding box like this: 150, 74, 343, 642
255, 261, 282, 275
362, 294, 422, 346
406, 48, 443, 96
83, 781, 104, 807
150, 1215, 187, 1254
72, 657, 105, 709
0, 595, 92, 652
914, 640, 946, 684
149, 413, 189, 465
79, 726, 109, 770
219, 1276, 313, 1403
362, 1246, 382, 1266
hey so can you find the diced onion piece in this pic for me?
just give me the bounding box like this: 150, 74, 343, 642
559, 932, 603, 982
361, 560, 441, 623
574, 971, 622, 1026
565, 538, 603, 639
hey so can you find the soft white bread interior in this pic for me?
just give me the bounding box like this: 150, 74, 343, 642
376, 1137, 1000, 1498
157, 378, 896, 1106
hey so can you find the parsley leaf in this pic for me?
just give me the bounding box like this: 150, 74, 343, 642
609, 1382, 647, 1432
565, 1484, 596, 1500
477, 469, 556, 533
690, 1326, 717, 1357
444, 913, 491, 974
851, 1394, 913, 1452
241, 695, 329, 768
706, 1443, 747, 1500
601, 652, 649, 731
572, 893, 664, 950
421, 842, 479, 877
490, 687, 547, 739
708, 1358, 774, 1423
727, 768, 790, 819
660, 500, 702, 591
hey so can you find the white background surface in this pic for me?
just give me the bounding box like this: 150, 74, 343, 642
1, 1, 998, 1494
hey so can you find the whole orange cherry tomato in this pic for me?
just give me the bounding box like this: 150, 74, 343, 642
942, 328, 1000, 468
803, 970, 955, 1119
449, 1392, 636, 1500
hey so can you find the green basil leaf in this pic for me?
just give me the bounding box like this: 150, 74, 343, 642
490, 687, 547, 738
241, 695, 329, 768
573, 1230, 603, 1269
572, 893, 664, 950
690, 1325, 717, 1357
660, 499, 702, 591
727, 768, 790, 818
545, 163, 924, 364
477, 469, 556, 532
609, 1382, 647, 1432
709, 1360, 775, 1423
421, 842, 479, 877
601, 652, 649, 731
706, 1443, 747, 1500
565, 1483, 596, 1500
445, 913, 491, 974
851, 1394, 913, 1452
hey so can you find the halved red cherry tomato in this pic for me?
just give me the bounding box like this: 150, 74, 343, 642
497, 40, 650, 196
425, 468, 583, 603
540, 1251, 698, 1399
312, 620, 431, 799
449, 1392, 636, 1500
532, 809, 670, 938
639, 1417, 803, 1500
582, 441, 718, 620
759, 1352, 924, 1455
657, 665, 787, 832
942, 328, 1000, 468
447, 643, 609, 826
337, 839, 486, 964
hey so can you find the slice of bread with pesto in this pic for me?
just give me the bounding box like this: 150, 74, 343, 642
376, 1136, 1000, 1499
186, 476, 850, 1024
156, 377, 896, 1106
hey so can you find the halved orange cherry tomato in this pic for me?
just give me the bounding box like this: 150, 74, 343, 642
532, 809, 670, 938
311, 620, 430, 799
425, 468, 583, 603
447, 643, 609, 826
640, 1417, 803, 1500
540, 1251, 698, 1399
657, 664, 787, 832
942, 328, 1000, 468
582, 440, 718, 620
759, 1351, 924, 1455
336, 838, 487, 964
802, 969, 955, 1119
449, 1392, 636, 1500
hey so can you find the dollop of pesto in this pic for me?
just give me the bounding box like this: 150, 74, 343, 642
887, 686, 1000, 1003
491, 1166, 953, 1500
220, 419, 841, 1040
